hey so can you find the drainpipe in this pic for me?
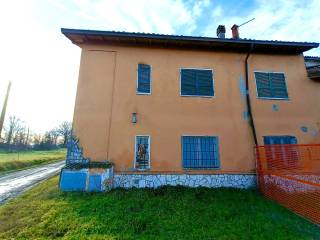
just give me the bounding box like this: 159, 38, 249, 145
245, 43, 258, 145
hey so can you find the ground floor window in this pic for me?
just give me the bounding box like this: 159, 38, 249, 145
263, 135, 298, 169
135, 135, 150, 170
182, 136, 220, 169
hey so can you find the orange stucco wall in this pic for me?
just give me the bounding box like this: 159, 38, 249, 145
72, 44, 320, 174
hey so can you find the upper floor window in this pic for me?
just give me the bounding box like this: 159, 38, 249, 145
180, 69, 214, 97
137, 63, 151, 94
182, 136, 220, 169
255, 72, 289, 99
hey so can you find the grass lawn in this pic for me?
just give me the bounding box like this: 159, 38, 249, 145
0, 149, 66, 173
0, 177, 319, 240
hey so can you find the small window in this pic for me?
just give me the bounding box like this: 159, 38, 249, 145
135, 136, 150, 170
180, 69, 214, 97
255, 72, 288, 99
182, 136, 220, 169
137, 64, 151, 94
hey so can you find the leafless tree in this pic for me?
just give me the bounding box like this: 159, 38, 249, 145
49, 128, 60, 146
57, 121, 72, 147
4, 116, 23, 144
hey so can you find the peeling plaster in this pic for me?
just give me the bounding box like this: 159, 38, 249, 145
311, 129, 318, 137
300, 126, 308, 133
272, 104, 279, 112
239, 76, 246, 100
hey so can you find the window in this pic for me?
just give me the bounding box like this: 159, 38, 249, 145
263, 135, 299, 170
263, 136, 297, 145
137, 64, 151, 94
255, 72, 288, 99
182, 136, 220, 169
135, 136, 150, 170
180, 69, 214, 97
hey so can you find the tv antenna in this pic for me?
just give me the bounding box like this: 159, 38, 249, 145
238, 18, 255, 28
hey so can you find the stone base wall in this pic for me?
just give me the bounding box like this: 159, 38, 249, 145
113, 174, 256, 189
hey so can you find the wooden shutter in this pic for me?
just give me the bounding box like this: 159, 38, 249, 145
270, 73, 288, 98
255, 72, 288, 99
181, 69, 197, 95
197, 70, 214, 96
137, 64, 151, 93
255, 72, 272, 98
181, 69, 214, 96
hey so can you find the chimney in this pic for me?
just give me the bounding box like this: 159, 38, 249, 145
231, 24, 239, 39
216, 25, 226, 39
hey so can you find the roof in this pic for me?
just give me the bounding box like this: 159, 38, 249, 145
306, 65, 320, 79
304, 56, 320, 61
61, 28, 319, 54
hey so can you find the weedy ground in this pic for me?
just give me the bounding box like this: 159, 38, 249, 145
0, 176, 319, 239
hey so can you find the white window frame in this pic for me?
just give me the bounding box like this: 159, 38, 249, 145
136, 63, 152, 95
179, 68, 215, 98
254, 71, 290, 100
134, 135, 151, 170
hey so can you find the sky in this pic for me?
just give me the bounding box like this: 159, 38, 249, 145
0, 0, 319, 135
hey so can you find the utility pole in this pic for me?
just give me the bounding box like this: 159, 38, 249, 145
0, 81, 12, 140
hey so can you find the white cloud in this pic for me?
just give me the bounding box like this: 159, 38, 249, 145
205, 0, 320, 55
0, 0, 206, 134
212, 5, 222, 18
0, 0, 318, 136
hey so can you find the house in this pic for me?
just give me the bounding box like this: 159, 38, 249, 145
304, 56, 320, 80
60, 25, 320, 191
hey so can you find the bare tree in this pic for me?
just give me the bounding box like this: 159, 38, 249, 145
49, 128, 60, 146
57, 121, 72, 147
4, 116, 22, 144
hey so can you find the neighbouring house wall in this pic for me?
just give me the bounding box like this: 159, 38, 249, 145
72, 44, 320, 174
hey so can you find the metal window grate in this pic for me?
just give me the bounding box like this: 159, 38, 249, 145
182, 136, 219, 169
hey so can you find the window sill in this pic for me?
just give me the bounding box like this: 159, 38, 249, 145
183, 167, 221, 170
180, 95, 214, 98
257, 97, 289, 100
129, 167, 151, 171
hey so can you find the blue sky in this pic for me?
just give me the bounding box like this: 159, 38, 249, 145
0, 0, 319, 134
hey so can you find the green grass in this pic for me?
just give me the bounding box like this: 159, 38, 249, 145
0, 149, 66, 173
0, 177, 319, 240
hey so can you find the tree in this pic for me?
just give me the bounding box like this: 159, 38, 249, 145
49, 128, 60, 146
57, 121, 72, 147
4, 116, 22, 144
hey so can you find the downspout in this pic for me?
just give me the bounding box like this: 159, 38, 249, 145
245, 43, 258, 145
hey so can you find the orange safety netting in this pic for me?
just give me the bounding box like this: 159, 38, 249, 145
255, 144, 320, 224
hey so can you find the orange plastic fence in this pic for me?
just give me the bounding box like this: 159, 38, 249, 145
255, 144, 320, 224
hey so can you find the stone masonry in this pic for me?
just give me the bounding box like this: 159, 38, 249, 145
113, 174, 256, 189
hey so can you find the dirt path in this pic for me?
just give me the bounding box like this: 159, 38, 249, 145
0, 161, 65, 205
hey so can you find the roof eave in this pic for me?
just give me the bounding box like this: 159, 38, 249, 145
61, 28, 319, 54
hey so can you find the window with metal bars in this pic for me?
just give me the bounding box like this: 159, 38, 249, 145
255, 72, 288, 99
135, 136, 150, 169
137, 64, 151, 94
182, 136, 220, 169
263, 135, 299, 170
180, 69, 214, 97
